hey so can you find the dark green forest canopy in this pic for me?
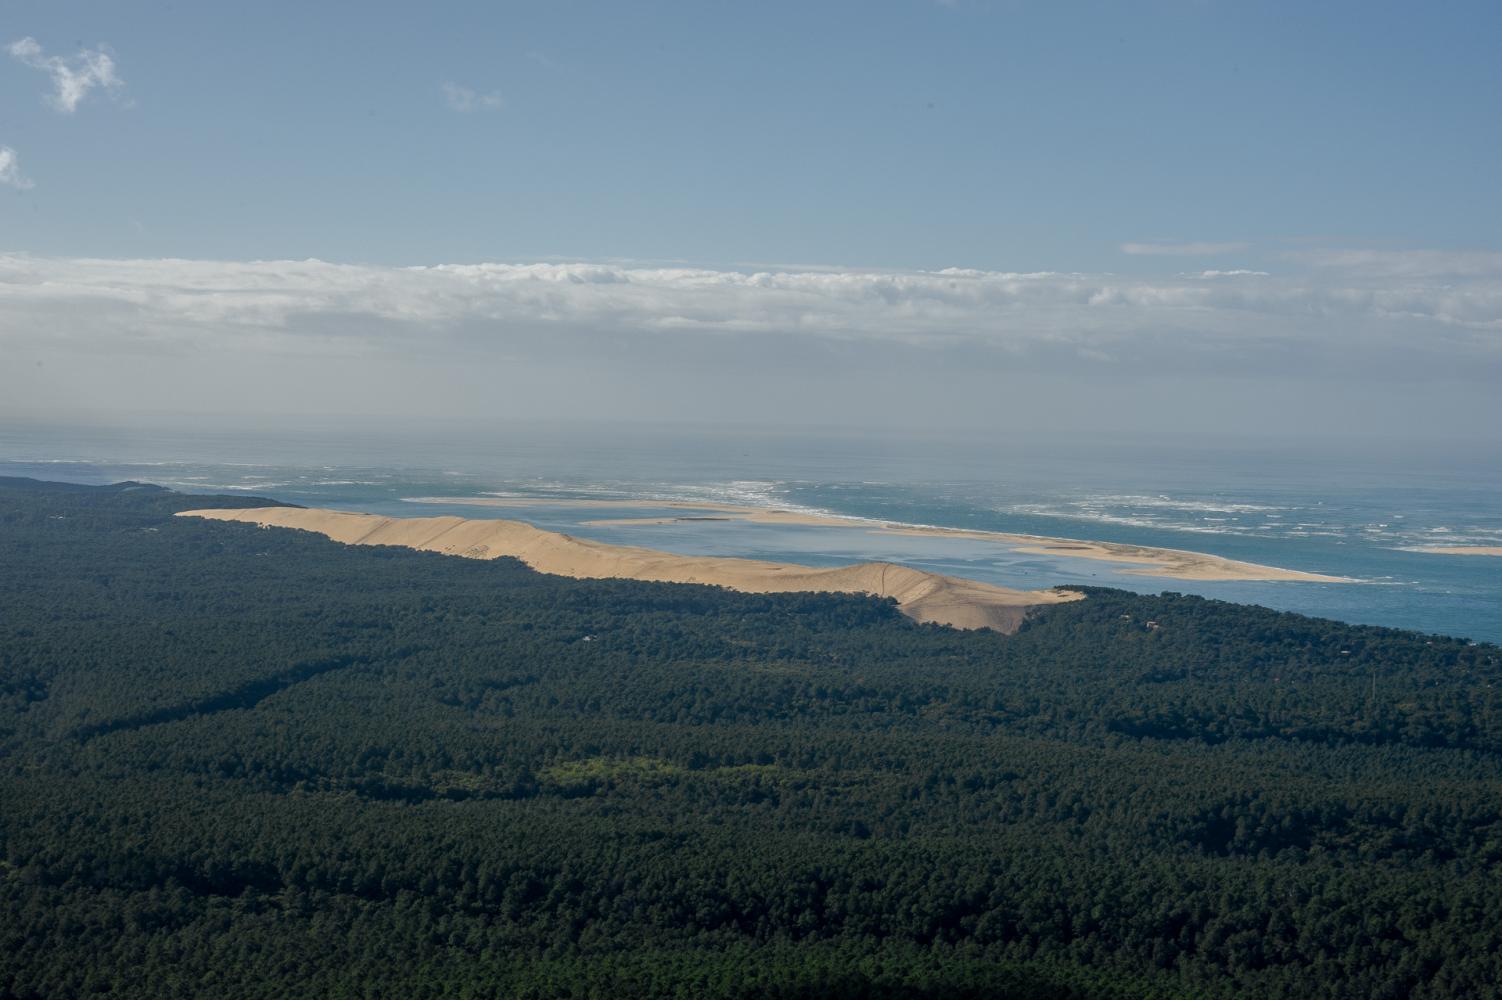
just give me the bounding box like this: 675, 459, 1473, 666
2, 476, 1500, 998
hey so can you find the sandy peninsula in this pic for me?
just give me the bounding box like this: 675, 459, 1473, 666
1405, 545, 1502, 557
404, 496, 1346, 583
178, 507, 1082, 632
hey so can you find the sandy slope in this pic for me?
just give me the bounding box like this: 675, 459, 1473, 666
177, 507, 1082, 632
406, 496, 1346, 583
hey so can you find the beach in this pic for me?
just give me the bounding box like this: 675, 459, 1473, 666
178, 506, 1082, 632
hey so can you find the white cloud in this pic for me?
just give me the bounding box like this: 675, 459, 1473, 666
0, 253, 1497, 379
7, 36, 125, 113
3, 251, 1498, 435
1121, 241, 1252, 257
442, 82, 504, 112
0, 147, 33, 190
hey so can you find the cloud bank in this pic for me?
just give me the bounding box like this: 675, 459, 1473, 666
2, 252, 1498, 359
2, 251, 1497, 436
7, 36, 125, 113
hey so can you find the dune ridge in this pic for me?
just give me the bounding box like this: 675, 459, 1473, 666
177, 507, 1082, 632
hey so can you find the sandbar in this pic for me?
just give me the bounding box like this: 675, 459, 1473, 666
408, 496, 840, 527
178, 507, 1082, 632
1404, 545, 1502, 557
403, 496, 1346, 583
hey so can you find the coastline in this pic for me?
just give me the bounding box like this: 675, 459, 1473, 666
403, 496, 1348, 584
177, 507, 1082, 632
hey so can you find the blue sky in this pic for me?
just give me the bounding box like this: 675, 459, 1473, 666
2, 1, 1500, 439
5, 0, 1500, 268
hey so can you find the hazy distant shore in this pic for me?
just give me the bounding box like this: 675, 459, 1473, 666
1404, 545, 1502, 557
178, 507, 1081, 632
403, 496, 1347, 584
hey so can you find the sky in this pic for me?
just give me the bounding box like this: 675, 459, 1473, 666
2, 1, 1500, 443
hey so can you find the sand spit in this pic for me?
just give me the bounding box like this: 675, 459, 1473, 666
410, 496, 840, 527
879, 528, 1345, 582
1405, 545, 1502, 557
404, 496, 1345, 583
177, 507, 1082, 632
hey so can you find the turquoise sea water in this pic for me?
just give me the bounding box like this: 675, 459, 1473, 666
3, 421, 1498, 643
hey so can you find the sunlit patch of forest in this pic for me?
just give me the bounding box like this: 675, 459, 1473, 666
2, 477, 1500, 998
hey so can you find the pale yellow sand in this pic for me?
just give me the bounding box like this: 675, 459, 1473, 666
1404, 545, 1502, 557
177, 507, 1082, 632
405, 497, 1345, 583
878, 528, 1345, 582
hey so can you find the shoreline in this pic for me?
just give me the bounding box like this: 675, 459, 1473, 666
177, 507, 1082, 632
403, 496, 1348, 584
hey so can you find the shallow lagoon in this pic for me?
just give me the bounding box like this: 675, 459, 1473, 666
3, 422, 1498, 642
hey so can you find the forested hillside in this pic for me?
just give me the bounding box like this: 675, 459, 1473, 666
2, 477, 1500, 998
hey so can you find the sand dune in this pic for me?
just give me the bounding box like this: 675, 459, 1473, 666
1406, 545, 1502, 557
178, 507, 1082, 632
406, 496, 1346, 583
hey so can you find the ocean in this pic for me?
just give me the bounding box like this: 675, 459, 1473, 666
3, 420, 1498, 644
